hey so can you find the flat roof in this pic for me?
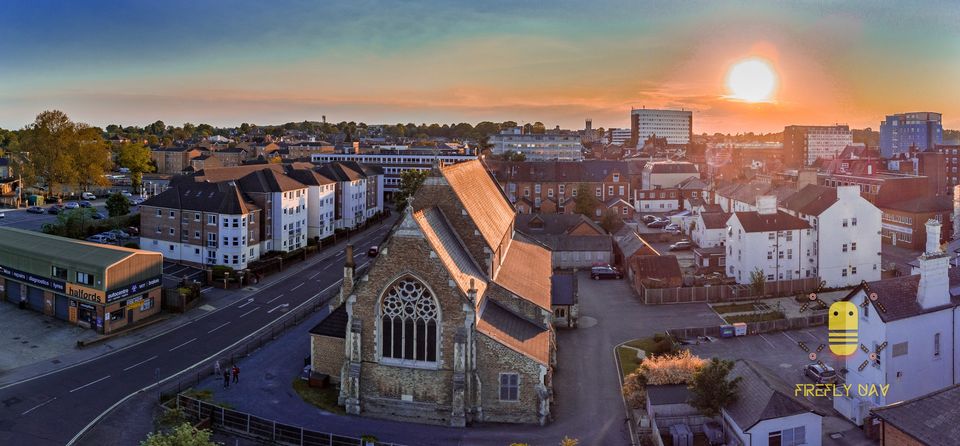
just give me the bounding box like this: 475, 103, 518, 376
0, 227, 156, 270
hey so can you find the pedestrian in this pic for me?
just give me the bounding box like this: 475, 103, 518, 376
232, 365, 240, 384
223, 370, 230, 389
214, 360, 221, 377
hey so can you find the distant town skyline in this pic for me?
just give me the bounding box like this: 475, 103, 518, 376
1, 0, 958, 133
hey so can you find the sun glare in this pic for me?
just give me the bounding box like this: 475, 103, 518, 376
726, 58, 777, 103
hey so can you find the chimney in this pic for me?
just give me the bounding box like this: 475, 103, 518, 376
917, 220, 950, 309
756, 195, 777, 215
340, 244, 356, 303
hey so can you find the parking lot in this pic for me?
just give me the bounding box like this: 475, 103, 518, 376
162, 261, 206, 288
0, 202, 110, 232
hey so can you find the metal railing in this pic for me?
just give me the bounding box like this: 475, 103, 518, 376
175, 394, 404, 446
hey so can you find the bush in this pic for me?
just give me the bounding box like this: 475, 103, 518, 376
210, 265, 234, 280
622, 350, 706, 409
124, 242, 140, 249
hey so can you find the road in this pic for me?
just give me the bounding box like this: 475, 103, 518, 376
0, 222, 393, 446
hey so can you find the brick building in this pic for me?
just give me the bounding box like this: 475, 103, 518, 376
871, 384, 960, 446
312, 160, 555, 427
150, 146, 203, 174
879, 196, 952, 250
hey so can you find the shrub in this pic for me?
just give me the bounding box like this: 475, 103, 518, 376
124, 242, 140, 249
622, 350, 705, 408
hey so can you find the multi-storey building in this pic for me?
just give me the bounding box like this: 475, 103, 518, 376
285, 165, 337, 241
486, 160, 633, 216
488, 127, 583, 161
640, 160, 699, 189
930, 144, 960, 191
311, 149, 474, 196
880, 112, 943, 158
607, 128, 631, 146
630, 108, 692, 146
150, 146, 203, 174
318, 161, 384, 229
725, 196, 812, 284
140, 181, 262, 269
783, 125, 853, 167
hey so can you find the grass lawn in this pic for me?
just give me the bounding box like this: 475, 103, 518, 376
724, 311, 785, 324
624, 337, 661, 352
711, 302, 760, 314
292, 378, 344, 414
618, 346, 642, 376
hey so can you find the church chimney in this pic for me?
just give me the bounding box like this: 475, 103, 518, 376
341, 244, 356, 302
917, 220, 950, 309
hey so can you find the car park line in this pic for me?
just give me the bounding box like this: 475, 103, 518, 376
266, 294, 285, 304
758, 333, 777, 349
206, 322, 230, 334
290, 283, 304, 291
781, 331, 798, 344
238, 307, 259, 318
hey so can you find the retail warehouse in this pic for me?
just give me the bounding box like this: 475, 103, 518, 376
0, 227, 163, 334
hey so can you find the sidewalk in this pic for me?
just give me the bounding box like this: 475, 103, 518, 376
0, 215, 396, 390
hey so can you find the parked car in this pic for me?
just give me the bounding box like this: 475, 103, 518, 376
368, 246, 380, 257
81, 192, 97, 200
86, 234, 110, 243
79, 200, 93, 208
64, 201, 80, 209
47, 205, 62, 214
107, 229, 130, 239
126, 226, 140, 236
90, 212, 106, 220
27, 206, 45, 214
646, 219, 669, 228
669, 241, 693, 251
804, 363, 837, 384
99, 232, 118, 242
131, 196, 145, 205
591, 265, 622, 280
121, 190, 133, 198
641, 215, 659, 224
0, 211, 4, 219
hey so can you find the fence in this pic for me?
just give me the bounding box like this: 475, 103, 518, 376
665, 313, 828, 340
175, 394, 403, 446
639, 277, 818, 304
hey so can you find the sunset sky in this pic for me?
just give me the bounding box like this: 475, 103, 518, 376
1, 0, 958, 133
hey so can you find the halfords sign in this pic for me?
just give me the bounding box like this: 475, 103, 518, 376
105, 276, 162, 303
0, 264, 66, 293
66, 283, 106, 304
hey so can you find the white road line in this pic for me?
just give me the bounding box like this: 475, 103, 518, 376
237, 298, 254, 309
323, 262, 334, 270
239, 307, 260, 318
805, 330, 820, 341
290, 283, 304, 291
267, 303, 289, 314
309, 271, 322, 279
782, 331, 798, 344
266, 294, 285, 304
200, 287, 213, 294
122, 355, 158, 372
21, 397, 57, 415
70, 375, 111, 393
758, 334, 777, 349
207, 322, 230, 334
168, 338, 197, 352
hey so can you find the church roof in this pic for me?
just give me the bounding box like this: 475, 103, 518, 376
442, 160, 515, 251
414, 206, 488, 298
494, 238, 553, 311
476, 299, 551, 365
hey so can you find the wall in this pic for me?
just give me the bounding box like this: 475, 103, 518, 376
726, 219, 806, 284
311, 334, 345, 382
748, 412, 822, 446
475, 333, 546, 425
879, 421, 925, 446
817, 196, 882, 287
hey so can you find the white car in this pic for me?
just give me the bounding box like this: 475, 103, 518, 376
64, 201, 80, 209
81, 192, 97, 200
0, 211, 4, 219
121, 191, 133, 198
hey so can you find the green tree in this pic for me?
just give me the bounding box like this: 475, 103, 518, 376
41, 208, 90, 239
599, 209, 622, 233
106, 193, 130, 217
573, 184, 598, 217
117, 142, 156, 189
688, 358, 742, 417
531, 121, 546, 134
140, 422, 216, 446
394, 169, 428, 211
749, 267, 766, 297
506, 151, 526, 162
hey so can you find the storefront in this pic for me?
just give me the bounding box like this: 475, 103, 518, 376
0, 227, 164, 334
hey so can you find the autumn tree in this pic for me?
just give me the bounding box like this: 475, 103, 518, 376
689, 358, 742, 417
622, 350, 705, 408
106, 193, 130, 217
394, 169, 428, 211
141, 423, 216, 446
573, 183, 599, 217
117, 142, 155, 189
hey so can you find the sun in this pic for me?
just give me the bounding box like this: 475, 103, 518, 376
725, 58, 777, 103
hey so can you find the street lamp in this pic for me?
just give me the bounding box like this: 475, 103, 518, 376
223, 271, 230, 289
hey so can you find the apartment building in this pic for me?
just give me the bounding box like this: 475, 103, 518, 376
725, 196, 812, 284
285, 165, 337, 241
311, 149, 475, 195
783, 125, 853, 167
488, 127, 584, 161
150, 146, 203, 174
630, 108, 692, 146
880, 112, 943, 157
140, 181, 262, 268
487, 160, 633, 216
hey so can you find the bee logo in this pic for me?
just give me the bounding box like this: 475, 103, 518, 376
828, 301, 859, 356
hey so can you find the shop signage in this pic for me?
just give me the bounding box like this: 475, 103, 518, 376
66, 283, 106, 304
0, 264, 66, 293
78, 302, 96, 310
105, 276, 161, 303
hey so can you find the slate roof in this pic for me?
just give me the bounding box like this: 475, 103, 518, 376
443, 160, 515, 252
191, 164, 285, 182
780, 184, 838, 216
699, 212, 731, 230
476, 299, 551, 365
494, 238, 553, 311
724, 360, 821, 432
645, 161, 698, 174
733, 211, 810, 233
550, 273, 576, 306
614, 227, 660, 258
414, 207, 487, 298
309, 304, 348, 338
676, 176, 708, 190
871, 384, 960, 445
646, 384, 692, 406
515, 213, 604, 236
141, 181, 258, 214
882, 196, 952, 213
629, 255, 682, 282
236, 168, 306, 192
284, 167, 336, 186
523, 234, 613, 252
841, 267, 960, 323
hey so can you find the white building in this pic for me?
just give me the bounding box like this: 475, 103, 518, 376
784, 125, 853, 167
488, 127, 583, 161
234, 169, 309, 252
607, 128, 631, 146
726, 196, 812, 284
631, 108, 692, 146
640, 161, 699, 190
780, 185, 882, 287
285, 167, 337, 240
691, 211, 729, 249
635, 188, 680, 213
834, 220, 959, 426
311, 150, 475, 194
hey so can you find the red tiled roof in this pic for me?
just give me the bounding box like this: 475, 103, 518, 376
494, 238, 552, 311
476, 299, 550, 365
443, 160, 515, 251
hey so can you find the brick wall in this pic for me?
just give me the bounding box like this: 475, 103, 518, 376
311, 334, 345, 383
475, 333, 545, 424
880, 422, 924, 446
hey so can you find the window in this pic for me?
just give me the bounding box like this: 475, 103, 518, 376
622, 206, 628, 215
571, 187, 577, 197
558, 184, 565, 194
787, 249, 792, 259
852, 217, 857, 226
169, 228, 175, 235
842, 244, 848, 252
769, 426, 805, 446
379, 278, 439, 364
595, 188, 602, 197
222, 219, 228, 227
842, 268, 847, 277
608, 186, 614, 196
499, 373, 519, 401
785, 232, 793, 242
768, 232, 775, 240
155, 209, 162, 217
595, 209, 602, 217
169, 210, 175, 218
523, 188, 530, 197
207, 215, 217, 225
51, 266, 68, 280
778, 250, 784, 259
851, 266, 857, 274
109, 309, 124, 321
842, 218, 848, 227
619, 186, 625, 196
76, 272, 94, 286
767, 251, 773, 260
892, 342, 908, 357
194, 213, 200, 221
851, 242, 857, 251
934, 333, 941, 357
613, 173, 620, 182
767, 274, 774, 281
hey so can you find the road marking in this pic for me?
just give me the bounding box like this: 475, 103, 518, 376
21, 397, 57, 415
290, 283, 304, 291
168, 338, 197, 352
70, 375, 111, 393
207, 322, 230, 334
758, 334, 777, 349
267, 303, 289, 314
309, 271, 322, 279
805, 330, 820, 341
782, 331, 798, 344
239, 307, 260, 318
237, 298, 254, 309
122, 355, 158, 372
266, 294, 285, 304
323, 262, 334, 270
200, 287, 213, 294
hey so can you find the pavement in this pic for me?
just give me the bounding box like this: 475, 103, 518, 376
0, 217, 396, 446
186, 271, 723, 446
0, 305, 101, 375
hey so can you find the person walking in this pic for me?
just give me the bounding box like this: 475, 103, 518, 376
222, 369, 230, 389
232, 365, 240, 384
214, 360, 221, 377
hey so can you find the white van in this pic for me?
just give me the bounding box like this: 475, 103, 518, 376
81, 192, 97, 200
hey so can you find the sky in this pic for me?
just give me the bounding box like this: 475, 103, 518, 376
1, 0, 958, 133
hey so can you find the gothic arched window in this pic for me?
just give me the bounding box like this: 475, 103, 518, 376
380, 278, 439, 363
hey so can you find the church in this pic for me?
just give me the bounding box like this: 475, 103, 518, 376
310, 159, 556, 426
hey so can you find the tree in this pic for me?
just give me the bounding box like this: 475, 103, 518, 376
394, 169, 428, 211
599, 209, 622, 233
506, 151, 526, 162
117, 142, 155, 189
749, 267, 766, 297
106, 193, 130, 217
688, 358, 742, 417
573, 183, 598, 217
622, 350, 705, 408
559, 437, 580, 446
141, 422, 216, 446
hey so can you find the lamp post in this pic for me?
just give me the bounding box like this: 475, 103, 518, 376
223, 271, 230, 289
